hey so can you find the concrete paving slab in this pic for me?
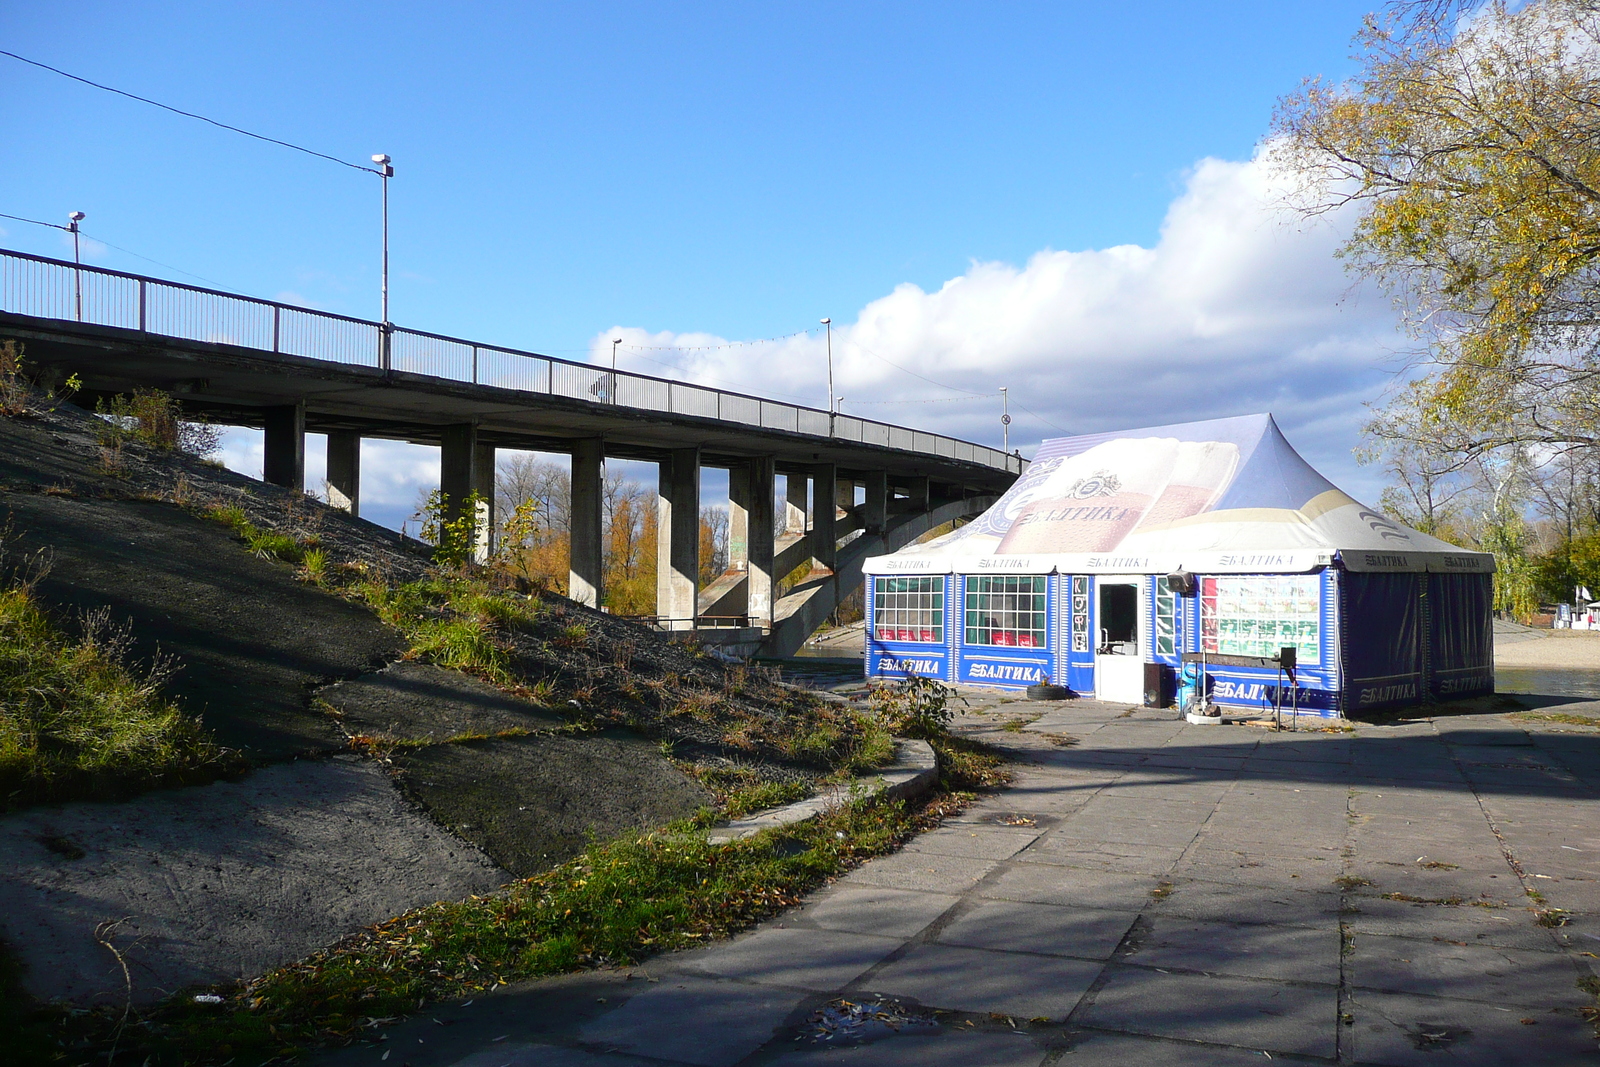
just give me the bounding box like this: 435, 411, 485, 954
1060, 1031, 1321, 1065
862, 943, 1100, 1019
1151, 878, 1343, 928
843, 851, 1000, 892
1123, 917, 1341, 984
977, 863, 1157, 910
936, 900, 1138, 960
1348, 933, 1591, 1009
902, 827, 1039, 860
1170, 849, 1342, 889
765, 1030, 1047, 1066
1080, 966, 1338, 1059
1347, 988, 1599, 1066
1341, 896, 1558, 951
790, 886, 959, 939
1017, 839, 1189, 875
669, 927, 903, 992
574, 976, 807, 1067
449, 1044, 656, 1066
1048, 819, 1203, 849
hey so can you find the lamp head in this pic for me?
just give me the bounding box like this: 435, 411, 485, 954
371, 154, 390, 165
820, 317, 830, 325
68, 211, 85, 225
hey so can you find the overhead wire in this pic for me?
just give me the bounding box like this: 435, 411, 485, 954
0, 49, 382, 174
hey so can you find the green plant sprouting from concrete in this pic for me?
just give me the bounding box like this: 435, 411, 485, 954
869, 674, 955, 739
0, 571, 242, 811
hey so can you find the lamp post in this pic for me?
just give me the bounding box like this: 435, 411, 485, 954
1000, 386, 1010, 457
611, 337, 622, 403
371, 154, 393, 325
68, 211, 85, 321
821, 317, 833, 431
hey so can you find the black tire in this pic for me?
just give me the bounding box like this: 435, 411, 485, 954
1026, 683, 1070, 701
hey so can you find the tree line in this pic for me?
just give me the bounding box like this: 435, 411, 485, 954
1274, 0, 1600, 619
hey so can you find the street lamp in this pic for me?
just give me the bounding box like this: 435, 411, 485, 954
68, 211, 85, 321
1000, 386, 1011, 456
371, 154, 393, 325
820, 317, 833, 429
611, 337, 622, 403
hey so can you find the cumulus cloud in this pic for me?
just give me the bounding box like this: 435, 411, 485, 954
595, 150, 1406, 500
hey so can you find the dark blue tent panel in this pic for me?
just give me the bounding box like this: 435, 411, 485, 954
1428, 572, 1494, 700
1341, 571, 1423, 712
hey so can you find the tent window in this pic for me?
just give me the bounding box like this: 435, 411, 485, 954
873, 577, 944, 644
965, 575, 1048, 648
1155, 583, 1177, 657
1201, 574, 1321, 664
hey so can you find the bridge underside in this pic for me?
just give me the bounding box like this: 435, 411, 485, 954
3, 311, 1015, 654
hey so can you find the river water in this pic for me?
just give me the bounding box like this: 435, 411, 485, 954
1493, 666, 1600, 700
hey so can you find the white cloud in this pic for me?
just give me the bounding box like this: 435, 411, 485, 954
595, 150, 1406, 502
209, 148, 1409, 527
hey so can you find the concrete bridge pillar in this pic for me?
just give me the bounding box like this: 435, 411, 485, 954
904, 475, 930, 512
326, 431, 361, 516
784, 473, 808, 536
440, 424, 494, 562
864, 470, 887, 534
261, 402, 305, 491
569, 438, 605, 608
730, 456, 775, 629
813, 463, 838, 569
656, 447, 700, 628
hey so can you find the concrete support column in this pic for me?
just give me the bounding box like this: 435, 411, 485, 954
440, 423, 492, 562
905, 475, 930, 512
864, 470, 888, 534
569, 438, 605, 608
785, 473, 809, 535
813, 463, 838, 569
326, 431, 361, 516
836, 477, 855, 518
474, 441, 496, 561
261, 402, 305, 491
727, 465, 750, 572
746, 457, 776, 629
656, 447, 700, 628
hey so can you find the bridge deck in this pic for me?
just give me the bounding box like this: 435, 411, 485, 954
0, 248, 1021, 488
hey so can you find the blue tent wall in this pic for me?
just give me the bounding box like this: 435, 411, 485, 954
1341, 571, 1424, 712
1428, 572, 1494, 700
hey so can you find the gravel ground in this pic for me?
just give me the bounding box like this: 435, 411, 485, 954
1497, 628, 1600, 669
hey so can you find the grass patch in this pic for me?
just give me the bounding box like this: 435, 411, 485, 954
0, 583, 243, 811
33, 790, 966, 1065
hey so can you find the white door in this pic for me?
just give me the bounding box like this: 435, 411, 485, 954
1095, 577, 1145, 704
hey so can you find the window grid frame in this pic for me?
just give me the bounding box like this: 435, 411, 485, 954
872, 576, 945, 644
964, 574, 1048, 648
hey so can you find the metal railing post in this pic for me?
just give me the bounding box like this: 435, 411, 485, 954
137, 279, 147, 333
472, 345, 479, 385
380, 324, 391, 372
272, 305, 281, 353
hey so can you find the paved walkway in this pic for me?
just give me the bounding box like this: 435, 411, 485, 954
317, 695, 1600, 1066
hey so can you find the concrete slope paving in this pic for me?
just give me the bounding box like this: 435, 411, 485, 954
0, 757, 505, 1006
310, 695, 1600, 1067
9, 492, 401, 762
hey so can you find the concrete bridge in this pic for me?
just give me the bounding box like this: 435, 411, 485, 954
0, 248, 1018, 655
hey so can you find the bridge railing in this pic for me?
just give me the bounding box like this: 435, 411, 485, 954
0, 247, 1024, 474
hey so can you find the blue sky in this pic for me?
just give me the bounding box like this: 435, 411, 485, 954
1, 2, 1399, 529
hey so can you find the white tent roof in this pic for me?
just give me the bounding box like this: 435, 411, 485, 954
865, 414, 1493, 576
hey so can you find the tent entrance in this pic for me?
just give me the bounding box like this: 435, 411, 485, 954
1096, 578, 1144, 704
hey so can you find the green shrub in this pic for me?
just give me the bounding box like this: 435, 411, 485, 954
0, 587, 241, 809
869, 675, 954, 739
